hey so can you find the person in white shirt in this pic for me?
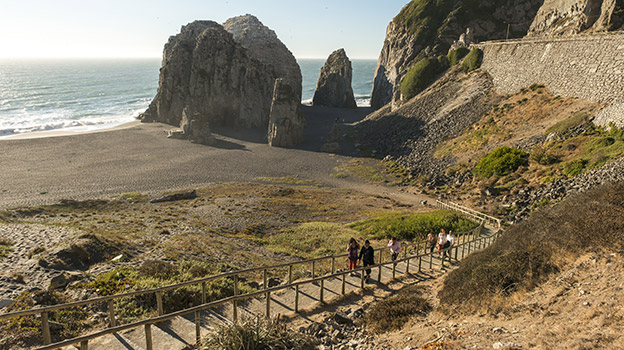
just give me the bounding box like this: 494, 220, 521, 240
444, 231, 456, 259
438, 229, 447, 255
388, 237, 401, 261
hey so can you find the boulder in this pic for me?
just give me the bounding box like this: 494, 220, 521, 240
313, 49, 357, 108
141, 15, 302, 133
267, 79, 305, 147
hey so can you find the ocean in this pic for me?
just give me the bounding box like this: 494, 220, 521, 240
0, 58, 377, 138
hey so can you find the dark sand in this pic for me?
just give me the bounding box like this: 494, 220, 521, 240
0, 106, 427, 209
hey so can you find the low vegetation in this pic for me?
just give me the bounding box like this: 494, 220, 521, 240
447, 47, 469, 66
439, 183, 624, 313
473, 146, 528, 178
364, 285, 430, 333
0, 238, 13, 259
461, 48, 483, 72
349, 210, 479, 241
400, 57, 446, 101
201, 318, 317, 350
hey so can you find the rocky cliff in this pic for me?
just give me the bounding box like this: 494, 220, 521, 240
268, 78, 305, 147
140, 15, 302, 134
528, 0, 624, 36
312, 49, 357, 108
370, 0, 545, 109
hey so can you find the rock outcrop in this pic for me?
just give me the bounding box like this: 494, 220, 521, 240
370, 0, 544, 109
267, 79, 305, 147
140, 15, 302, 139
528, 0, 624, 36
312, 49, 357, 108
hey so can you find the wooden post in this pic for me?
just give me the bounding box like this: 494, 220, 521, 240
418, 256, 422, 273
295, 285, 299, 313
265, 291, 271, 319
288, 265, 293, 284
360, 269, 365, 290
378, 250, 383, 282
295, 285, 300, 312
201, 282, 207, 304
156, 291, 164, 316
429, 252, 433, 270
107, 300, 116, 327
41, 312, 51, 345
145, 324, 153, 350
392, 261, 396, 279
263, 269, 267, 290
341, 273, 346, 295
441, 252, 445, 269
331, 256, 335, 274
195, 311, 201, 343
80, 340, 88, 350
462, 242, 466, 259
454, 244, 458, 261
233, 274, 238, 323
406, 257, 410, 275
320, 279, 325, 303
312, 260, 316, 279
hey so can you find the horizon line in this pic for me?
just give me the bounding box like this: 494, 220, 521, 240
0, 56, 379, 60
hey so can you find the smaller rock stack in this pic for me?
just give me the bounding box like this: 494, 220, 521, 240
268, 79, 305, 147
313, 49, 357, 108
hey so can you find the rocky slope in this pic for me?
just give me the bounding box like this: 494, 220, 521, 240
140, 15, 301, 133
313, 49, 357, 108
370, 0, 544, 109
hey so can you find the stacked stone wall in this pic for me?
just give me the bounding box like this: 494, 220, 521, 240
475, 33, 624, 126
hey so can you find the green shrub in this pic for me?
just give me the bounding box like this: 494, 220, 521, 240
531, 146, 559, 165
564, 159, 586, 176
400, 57, 445, 101
348, 210, 479, 241
364, 285, 430, 332
447, 47, 470, 66
473, 146, 528, 178
461, 48, 483, 72
201, 318, 317, 350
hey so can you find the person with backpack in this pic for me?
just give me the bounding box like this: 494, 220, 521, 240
359, 239, 375, 282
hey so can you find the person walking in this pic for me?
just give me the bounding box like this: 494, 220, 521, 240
359, 240, 375, 282
444, 230, 456, 259
438, 229, 447, 255
388, 237, 401, 261
347, 238, 360, 275
426, 232, 436, 253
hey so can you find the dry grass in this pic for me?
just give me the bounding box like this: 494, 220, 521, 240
364, 285, 430, 333
439, 182, 624, 313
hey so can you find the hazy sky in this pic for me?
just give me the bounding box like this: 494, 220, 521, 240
1, 0, 409, 59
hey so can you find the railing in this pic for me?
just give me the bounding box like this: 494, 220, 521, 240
436, 200, 502, 229
0, 200, 501, 350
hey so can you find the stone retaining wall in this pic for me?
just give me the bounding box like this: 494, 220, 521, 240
475, 33, 624, 127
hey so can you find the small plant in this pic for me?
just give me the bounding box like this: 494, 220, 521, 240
529, 83, 545, 91
0, 238, 13, 259
531, 146, 559, 165
564, 159, 586, 176
201, 318, 317, 350
461, 48, 483, 72
447, 47, 470, 66
473, 146, 528, 178
364, 285, 430, 332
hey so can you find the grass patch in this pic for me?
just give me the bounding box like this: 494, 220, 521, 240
336, 159, 386, 183
349, 210, 479, 241
473, 146, 528, 178
262, 222, 361, 259
364, 285, 429, 333
439, 183, 624, 313
330, 172, 348, 178
545, 112, 590, 135
119, 192, 148, 203
0, 238, 13, 259
258, 176, 316, 185
201, 318, 317, 350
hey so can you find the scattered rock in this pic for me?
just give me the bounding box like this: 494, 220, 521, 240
333, 311, 353, 325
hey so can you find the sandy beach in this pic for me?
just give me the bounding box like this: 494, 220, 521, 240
0, 106, 424, 210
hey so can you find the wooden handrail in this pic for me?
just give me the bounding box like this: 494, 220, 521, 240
33, 224, 497, 350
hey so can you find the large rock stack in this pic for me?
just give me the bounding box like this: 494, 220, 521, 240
140, 15, 303, 145
312, 49, 357, 108
527, 0, 624, 36
268, 79, 305, 147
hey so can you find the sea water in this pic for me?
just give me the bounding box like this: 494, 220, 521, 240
0, 58, 377, 138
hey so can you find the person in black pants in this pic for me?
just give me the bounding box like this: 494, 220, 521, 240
359, 240, 375, 282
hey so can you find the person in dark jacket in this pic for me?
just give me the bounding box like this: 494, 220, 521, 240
359, 240, 375, 282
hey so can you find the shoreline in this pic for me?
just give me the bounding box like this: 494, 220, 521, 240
0, 120, 142, 140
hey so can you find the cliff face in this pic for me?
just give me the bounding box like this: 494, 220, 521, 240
528, 0, 624, 36
370, 0, 545, 109
141, 16, 301, 131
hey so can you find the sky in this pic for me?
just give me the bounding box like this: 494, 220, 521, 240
0, 0, 409, 59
